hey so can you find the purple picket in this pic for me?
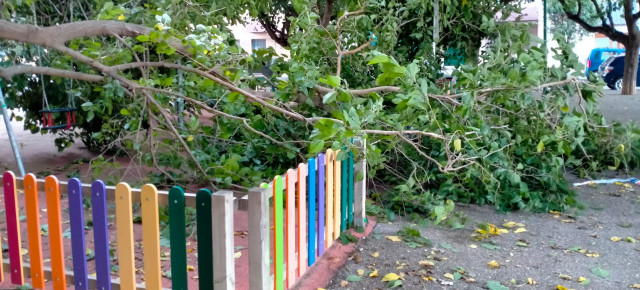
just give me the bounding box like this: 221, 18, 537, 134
91, 180, 112, 290
317, 153, 326, 255
67, 178, 89, 290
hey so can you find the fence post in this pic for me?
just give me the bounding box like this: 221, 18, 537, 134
45, 175, 67, 290
212, 191, 235, 290
168, 186, 187, 290
115, 183, 136, 290
248, 185, 269, 290
68, 178, 89, 290
24, 174, 44, 288
353, 139, 367, 227
3, 171, 24, 285
285, 169, 296, 288
196, 189, 214, 290
141, 184, 162, 290
91, 180, 112, 290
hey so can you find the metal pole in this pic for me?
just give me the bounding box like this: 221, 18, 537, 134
543, 0, 548, 64
0, 80, 26, 177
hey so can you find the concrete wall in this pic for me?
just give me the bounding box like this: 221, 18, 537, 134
228, 22, 289, 57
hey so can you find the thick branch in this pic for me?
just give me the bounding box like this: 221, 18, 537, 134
0, 20, 190, 55
558, 0, 628, 43
0, 65, 104, 82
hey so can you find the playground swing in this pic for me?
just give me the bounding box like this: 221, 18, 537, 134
38, 79, 77, 131
31, 4, 77, 131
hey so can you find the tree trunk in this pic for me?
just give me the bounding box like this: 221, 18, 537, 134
621, 38, 639, 95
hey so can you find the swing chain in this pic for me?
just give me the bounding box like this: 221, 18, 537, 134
32, 4, 50, 111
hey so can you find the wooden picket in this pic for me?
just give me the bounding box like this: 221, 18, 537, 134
115, 183, 136, 290
317, 153, 326, 255
140, 184, 162, 290
0, 144, 367, 290
45, 176, 67, 290
325, 150, 334, 244
68, 178, 89, 290
3, 171, 24, 285
296, 164, 307, 276
168, 186, 187, 290
23, 174, 44, 288
285, 169, 296, 288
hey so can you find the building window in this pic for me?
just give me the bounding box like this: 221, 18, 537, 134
251, 39, 267, 52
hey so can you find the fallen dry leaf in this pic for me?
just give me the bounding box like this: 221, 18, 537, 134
357, 269, 364, 276
560, 219, 574, 223
559, 274, 572, 280
418, 260, 435, 267
382, 272, 400, 282
528, 277, 537, 285
234, 252, 242, 259
611, 236, 623, 242
514, 228, 527, 233
498, 228, 509, 234
465, 278, 476, 283
370, 252, 379, 258
385, 236, 402, 242
422, 276, 434, 281
469, 244, 478, 248
444, 273, 455, 280
488, 260, 500, 269
630, 284, 640, 288
578, 277, 587, 282
369, 270, 378, 277
187, 265, 195, 271
557, 286, 568, 290
502, 222, 516, 228
340, 280, 348, 287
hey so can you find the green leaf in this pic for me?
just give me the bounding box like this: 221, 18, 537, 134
346, 274, 361, 282
322, 91, 337, 104
454, 139, 462, 151
387, 279, 403, 288
309, 140, 324, 154
486, 280, 509, 290
440, 242, 452, 250
580, 278, 591, 285
120, 108, 130, 115
368, 54, 391, 65
326, 75, 341, 88
481, 243, 501, 250
536, 140, 544, 153
590, 267, 610, 278
136, 35, 150, 42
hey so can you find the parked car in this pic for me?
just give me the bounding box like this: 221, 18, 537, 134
601, 55, 640, 90
585, 48, 625, 77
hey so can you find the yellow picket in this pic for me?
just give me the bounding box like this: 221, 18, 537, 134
141, 184, 162, 289
115, 183, 136, 289
325, 150, 334, 246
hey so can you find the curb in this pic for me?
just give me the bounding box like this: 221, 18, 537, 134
292, 216, 378, 290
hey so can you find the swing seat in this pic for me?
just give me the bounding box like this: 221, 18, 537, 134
39, 108, 77, 130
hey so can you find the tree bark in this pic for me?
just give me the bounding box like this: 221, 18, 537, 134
621, 37, 639, 95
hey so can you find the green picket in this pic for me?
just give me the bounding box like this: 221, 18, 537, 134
196, 189, 213, 290
168, 186, 187, 290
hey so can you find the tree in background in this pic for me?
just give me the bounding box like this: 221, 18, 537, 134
558, 0, 640, 95
549, 0, 595, 43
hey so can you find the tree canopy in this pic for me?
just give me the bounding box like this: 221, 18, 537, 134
1, 0, 638, 215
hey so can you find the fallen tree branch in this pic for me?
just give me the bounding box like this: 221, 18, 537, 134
0, 65, 104, 82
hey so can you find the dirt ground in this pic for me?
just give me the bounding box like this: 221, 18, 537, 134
325, 171, 640, 289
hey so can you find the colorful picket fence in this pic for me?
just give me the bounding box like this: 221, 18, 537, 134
0, 145, 367, 289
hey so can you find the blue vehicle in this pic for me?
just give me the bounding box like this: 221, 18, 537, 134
585, 48, 625, 77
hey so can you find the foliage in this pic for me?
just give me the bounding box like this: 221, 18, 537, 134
0, 0, 639, 217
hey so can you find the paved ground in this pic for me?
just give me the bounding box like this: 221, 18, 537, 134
326, 89, 640, 289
